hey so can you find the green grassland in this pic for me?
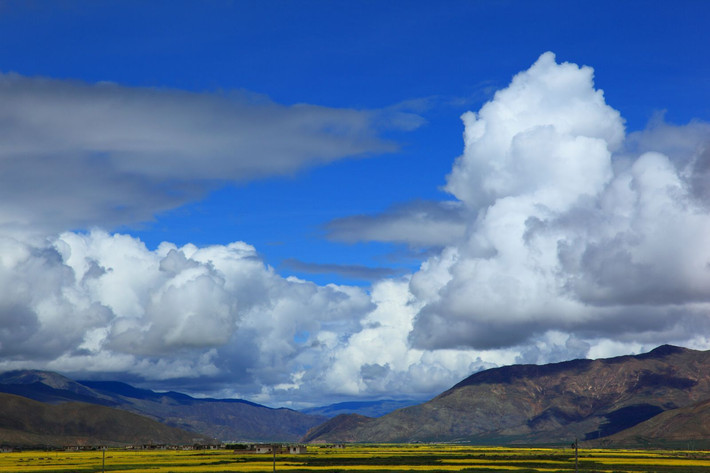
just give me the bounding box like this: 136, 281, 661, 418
1, 444, 709, 473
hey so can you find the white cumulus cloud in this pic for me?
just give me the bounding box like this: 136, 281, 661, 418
407, 52, 710, 357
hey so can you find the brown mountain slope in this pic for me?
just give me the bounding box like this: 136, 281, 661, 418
596, 397, 710, 449
301, 414, 373, 443
0, 392, 212, 447
302, 345, 710, 444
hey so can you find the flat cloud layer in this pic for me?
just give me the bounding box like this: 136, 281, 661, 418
0, 72, 405, 234
1, 54, 710, 405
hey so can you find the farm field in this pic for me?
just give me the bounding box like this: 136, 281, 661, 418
1, 444, 709, 473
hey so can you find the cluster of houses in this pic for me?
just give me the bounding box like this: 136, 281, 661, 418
58, 443, 308, 455
68, 443, 310, 453
232, 444, 308, 454
1, 442, 350, 454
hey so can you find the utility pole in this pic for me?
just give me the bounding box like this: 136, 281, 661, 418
102, 447, 106, 473
570, 439, 579, 473
272, 445, 276, 472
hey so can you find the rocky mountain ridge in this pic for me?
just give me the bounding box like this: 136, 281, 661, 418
302, 345, 710, 446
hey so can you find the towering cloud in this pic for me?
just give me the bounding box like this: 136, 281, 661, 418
407, 52, 710, 354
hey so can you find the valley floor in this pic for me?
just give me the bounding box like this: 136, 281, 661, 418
1, 444, 709, 472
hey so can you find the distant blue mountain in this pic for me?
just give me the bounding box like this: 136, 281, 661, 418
301, 399, 420, 418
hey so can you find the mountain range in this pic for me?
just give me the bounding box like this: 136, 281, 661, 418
0, 370, 325, 444
0, 392, 211, 448
2, 345, 710, 448
302, 345, 710, 448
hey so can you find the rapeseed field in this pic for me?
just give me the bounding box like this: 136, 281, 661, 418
0, 444, 708, 472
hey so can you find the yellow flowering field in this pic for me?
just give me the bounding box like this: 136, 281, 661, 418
0, 444, 708, 472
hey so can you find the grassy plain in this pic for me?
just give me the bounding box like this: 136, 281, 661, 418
1, 444, 709, 473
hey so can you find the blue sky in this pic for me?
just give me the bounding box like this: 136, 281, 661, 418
1, 1, 710, 405
4, 0, 707, 284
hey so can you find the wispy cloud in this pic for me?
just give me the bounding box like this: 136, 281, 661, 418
282, 258, 404, 280
325, 200, 467, 248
